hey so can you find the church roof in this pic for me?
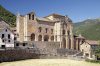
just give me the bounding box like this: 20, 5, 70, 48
36, 17, 55, 23
44, 13, 65, 18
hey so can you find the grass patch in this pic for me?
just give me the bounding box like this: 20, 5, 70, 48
86, 59, 100, 64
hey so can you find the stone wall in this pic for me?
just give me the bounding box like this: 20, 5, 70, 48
0, 49, 39, 62
32, 41, 60, 55
15, 41, 60, 55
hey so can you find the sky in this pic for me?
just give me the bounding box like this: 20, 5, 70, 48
0, 0, 100, 23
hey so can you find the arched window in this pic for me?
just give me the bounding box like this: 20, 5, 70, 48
44, 35, 49, 41
38, 35, 42, 41
68, 30, 70, 35
51, 36, 54, 41
51, 29, 53, 34
38, 27, 42, 32
69, 38, 71, 49
31, 33, 35, 41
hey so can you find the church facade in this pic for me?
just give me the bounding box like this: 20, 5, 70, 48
16, 12, 82, 50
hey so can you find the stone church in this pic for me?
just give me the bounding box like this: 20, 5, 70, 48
16, 12, 84, 50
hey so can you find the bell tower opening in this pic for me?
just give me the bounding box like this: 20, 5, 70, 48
29, 14, 31, 20
32, 15, 34, 20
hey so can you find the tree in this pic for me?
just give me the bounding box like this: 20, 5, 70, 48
94, 41, 100, 60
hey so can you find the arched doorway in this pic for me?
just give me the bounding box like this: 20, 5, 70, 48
38, 35, 42, 41
44, 35, 49, 41
31, 33, 35, 41
51, 36, 54, 41
62, 38, 66, 48
69, 38, 71, 49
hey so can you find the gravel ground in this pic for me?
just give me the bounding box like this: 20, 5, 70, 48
0, 59, 100, 66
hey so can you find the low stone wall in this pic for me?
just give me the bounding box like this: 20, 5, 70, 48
13, 41, 85, 60
15, 41, 60, 55
32, 41, 60, 55
57, 48, 79, 56
0, 49, 39, 62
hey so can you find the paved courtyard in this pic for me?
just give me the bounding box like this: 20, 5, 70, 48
0, 59, 100, 66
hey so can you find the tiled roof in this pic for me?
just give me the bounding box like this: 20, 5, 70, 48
36, 17, 50, 21
0, 18, 9, 29
76, 34, 85, 39
86, 40, 99, 45
0, 18, 14, 34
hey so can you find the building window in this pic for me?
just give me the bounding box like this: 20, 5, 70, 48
1, 45, 5, 49
2, 40, 5, 42
62, 30, 65, 35
51, 29, 53, 34
51, 36, 54, 41
31, 33, 35, 41
32, 15, 34, 20
8, 34, 10, 39
13, 30, 16, 32
55, 35, 57, 41
8, 40, 10, 42
38, 27, 42, 32
44, 35, 49, 41
5, 29, 7, 32
45, 28, 48, 33
68, 30, 70, 36
14, 37, 17, 40
62, 38, 66, 48
23, 43, 27, 46
2, 34, 4, 38
16, 43, 19, 46
29, 14, 31, 20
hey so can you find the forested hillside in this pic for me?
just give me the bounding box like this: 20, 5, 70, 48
74, 19, 100, 40
0, 5, 16, 27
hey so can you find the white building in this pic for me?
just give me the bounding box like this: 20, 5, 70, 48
0, 27, 15, 49
0, 18, 15, 49
80, 40, 99, 60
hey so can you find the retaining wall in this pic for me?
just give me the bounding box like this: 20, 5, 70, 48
0, 49, 39, 62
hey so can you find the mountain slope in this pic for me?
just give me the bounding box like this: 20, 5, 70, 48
0, 5, 16, 27
74, 19, 100, 40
